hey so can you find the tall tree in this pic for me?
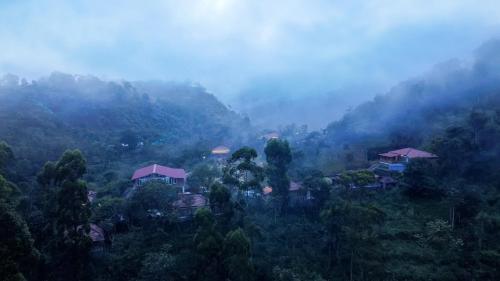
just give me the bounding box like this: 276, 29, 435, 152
468, 109, 489, 146
223, 228, 254, 281
224, 147, 264, 198
193, 208, 224, 281
402, 158, 441, 199
38, 150, 92, 281
126, 181, 177, 226
188, 163, 220, 192
209, 182, 235, 229
302, 170, 331, 212
0, 143, 38, 281
0, 141, 14, 173
431, 126, 476, 178
136, 245, 176, 281
0, 201, 39, 281
119, 130, 139, 151
265, 140, 292, 214
321, 198, 385, 280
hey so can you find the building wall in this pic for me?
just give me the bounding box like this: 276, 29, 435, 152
135, 175, 185, 189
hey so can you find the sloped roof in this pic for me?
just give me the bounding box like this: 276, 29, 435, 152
262, 181, 302, 194
262, 186, 273, 195
379, 148, 437, 159
289, 181, 302, 191
87, 190, 97, 203
89, 223, 105, 242
173, 194, 207, 208
77, 223, 105, 242
132, 164, 186, 180
211, 145, 230, 154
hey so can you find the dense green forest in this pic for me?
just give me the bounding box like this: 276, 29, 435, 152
0, 72, 251, 179
1, 41, 500, 281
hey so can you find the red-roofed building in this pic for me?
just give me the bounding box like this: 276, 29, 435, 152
377, 148, 438, 173
132, 164, 186, 191
379, 148, 437, 163
262, 186, 273, 195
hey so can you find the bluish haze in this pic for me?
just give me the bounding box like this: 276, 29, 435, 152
1, 0, 500, 127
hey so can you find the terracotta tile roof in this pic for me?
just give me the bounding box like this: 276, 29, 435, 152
131, 164, 186, 180
379, 148, 437, 159
262, 186, 273, 195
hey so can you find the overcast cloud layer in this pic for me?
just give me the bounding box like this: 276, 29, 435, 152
1, 0, 500, 106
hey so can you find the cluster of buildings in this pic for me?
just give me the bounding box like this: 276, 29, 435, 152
88, 162, 206, 253
86, 143, 438, 252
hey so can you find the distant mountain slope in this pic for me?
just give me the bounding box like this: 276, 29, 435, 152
287, 39, 500, 173
0, 73, 251, 176
324, 39, 500, 147
234, 88, 367, 130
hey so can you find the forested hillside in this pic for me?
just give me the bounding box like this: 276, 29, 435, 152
327, 39, 500, 141
0, 73, 251, 178
296, 39, 500, 172
1, 41, 500, 281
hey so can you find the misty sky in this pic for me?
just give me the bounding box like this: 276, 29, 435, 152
1, 0, 500, 105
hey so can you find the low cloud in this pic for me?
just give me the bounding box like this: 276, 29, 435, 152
1, 0, 499, 112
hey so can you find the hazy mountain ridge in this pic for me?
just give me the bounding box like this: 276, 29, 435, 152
231, 79, 381, 130
0, 72, 251, 176
323, 39, 500, 146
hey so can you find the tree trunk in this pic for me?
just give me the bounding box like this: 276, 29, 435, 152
328, 239, 333, 270
478, 220, 484, 251
451, 206, 455, 230
335, 233, 340, 265
350, 250, 354, 281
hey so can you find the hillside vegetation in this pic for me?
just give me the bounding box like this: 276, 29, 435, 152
0, 73, 251, 178
296, 39, 500, 172
1, 41, 500, 281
